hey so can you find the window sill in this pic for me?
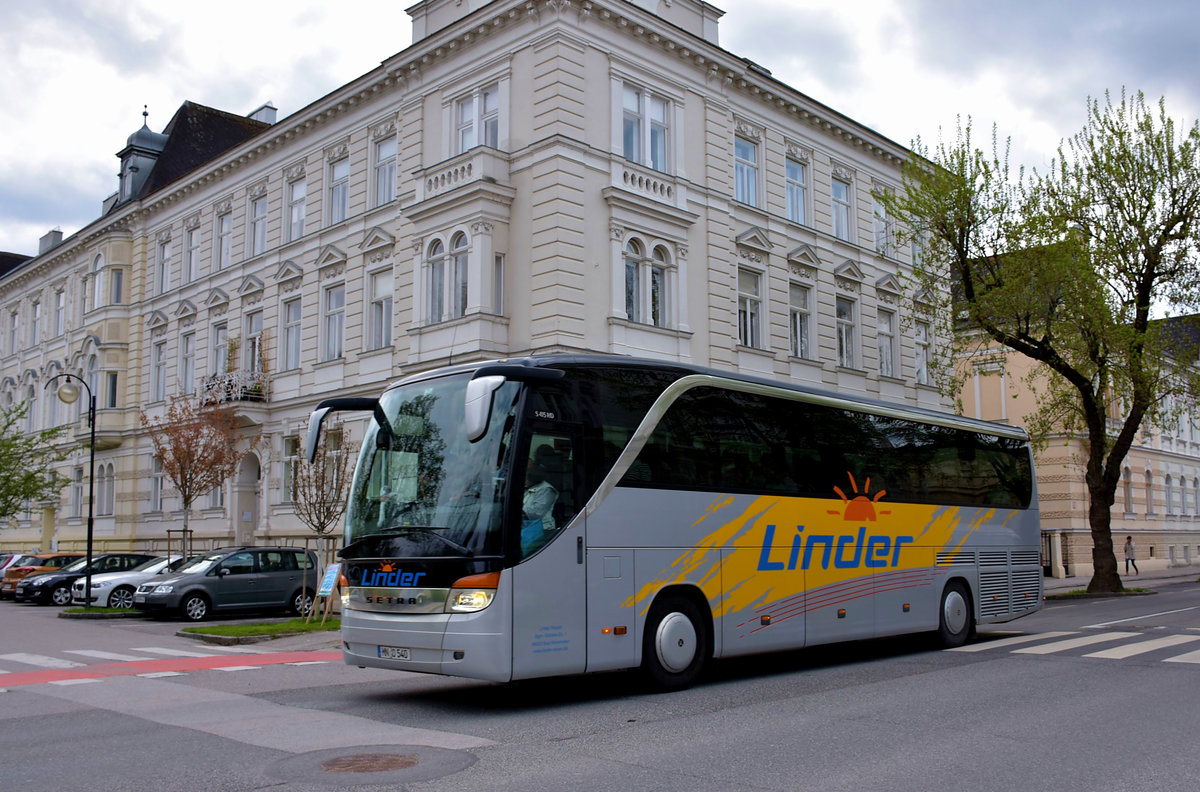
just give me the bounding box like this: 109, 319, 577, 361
608, 317, 692, 339
736, 344, 774, 359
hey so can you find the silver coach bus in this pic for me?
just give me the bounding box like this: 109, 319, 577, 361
307, 354, 1041, 689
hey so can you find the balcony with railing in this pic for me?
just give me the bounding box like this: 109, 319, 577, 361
200, 369, 267, 405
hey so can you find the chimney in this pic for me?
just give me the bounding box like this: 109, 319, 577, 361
248, 102, 277, 124
39, 228, 63, 255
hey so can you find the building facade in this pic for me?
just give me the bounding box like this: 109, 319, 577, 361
0, 0, 940, 555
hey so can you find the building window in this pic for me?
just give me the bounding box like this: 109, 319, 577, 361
1166, 475, 1175, 515
150, 458, 163, 512
216, 212, 232, 270
287, 180, 306, 241
1122, 468, 1132, 513
914, 321, 931, 385
71, 467, 84, 518
836, 296, 857, 368
151, 341, 167, 401
180, 332, 195, 395
105, 371, 118, 409
734, 136, 758, 207
92, 254, 104, 310
369, 270, 393, 350
53, 290, 64, 336
374, 137, 396, 206
244, 311, 263, 372
874, 196, 893, 257
786, 158, 807, 224
282, 436, 299, 503
623, 240, 671, 327
109, 269, 124, 305
493, 254, 505, 314
282, 298, 302, 370
878, 308, 896, 378
29, 300, 40, 346
97, 463, 116, 517
456, 84, 499, 152
249, 195, 267, 257
832, 177, 852, 241
1144, 471, 1154, 515
6, 310, 16, 353
789, 283, 810, 359
624, 239, 643, 324
209, 481, 224, 509
212, 323, 228, 375
322, 284, 345, 361
85, 356, 99, 419
184, 227, 200, 283
427, 235, 468, 324
737, 268, 762, 348
25, 385, 37, 432
329, 158, 349, 224
622, 84, 669, 172
156, 239, 172, 294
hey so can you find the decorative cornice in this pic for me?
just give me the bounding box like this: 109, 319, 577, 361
785, 141, 813, 163
285, 162, 306, 182
325, 141, 349, 162
248, 181, 269, 200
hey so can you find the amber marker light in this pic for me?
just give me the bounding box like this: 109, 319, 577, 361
446, 571, 500, 613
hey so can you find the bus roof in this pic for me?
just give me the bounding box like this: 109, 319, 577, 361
383, 353, 1029, 442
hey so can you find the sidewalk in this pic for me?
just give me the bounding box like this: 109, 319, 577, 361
1043, 564, 1200, 594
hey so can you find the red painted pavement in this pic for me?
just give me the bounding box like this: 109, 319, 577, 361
0, 650, 343, 688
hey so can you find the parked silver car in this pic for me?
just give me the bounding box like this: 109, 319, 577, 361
70, 555, 189, 608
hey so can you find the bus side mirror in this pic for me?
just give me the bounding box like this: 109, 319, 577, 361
305, 406, 332, 463
465, 375, 506, 443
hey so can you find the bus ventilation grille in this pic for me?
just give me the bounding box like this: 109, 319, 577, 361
978, 551, 1008, 567
1010, 550, 1040, 567
979, 571, 1010, 616
1011, 570, 1042, 609
936, 551, 975, 566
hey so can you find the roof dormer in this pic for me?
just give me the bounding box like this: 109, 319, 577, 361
115, 107, 167, 204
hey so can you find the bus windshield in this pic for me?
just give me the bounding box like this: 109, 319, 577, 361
343, 373, 520, 560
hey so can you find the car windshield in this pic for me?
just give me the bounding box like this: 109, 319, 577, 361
12, 555, 40, 567
165, 556, 193, 572
130, 557, 166, 573
172, 554, 223, 574
343, 372, 520, 559
61, 558, 90, 572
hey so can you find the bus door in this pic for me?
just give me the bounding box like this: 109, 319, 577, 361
510, 424, 588, 679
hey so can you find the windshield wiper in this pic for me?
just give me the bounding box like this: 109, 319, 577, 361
396, 527, 474, 557
341, 527, 474, 558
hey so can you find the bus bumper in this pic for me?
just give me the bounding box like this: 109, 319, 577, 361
341, 604, 513, 682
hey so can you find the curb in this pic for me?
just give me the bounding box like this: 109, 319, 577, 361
58, 610, 145, 620
1044, 589, 1157, 601
175, 630, 279, 645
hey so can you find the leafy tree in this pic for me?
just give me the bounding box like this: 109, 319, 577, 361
140, 396, 262, 542
881, 91, 1200, 593
0, 401, 67, 522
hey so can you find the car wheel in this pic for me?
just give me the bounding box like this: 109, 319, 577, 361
181, 593, 210, 621
641, 594, 708, 690
937, 580, 974, 648
290, 588, 314, 616
50, 585, 72, 606
109, 586, 136, 610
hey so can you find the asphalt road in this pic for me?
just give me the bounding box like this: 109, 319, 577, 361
2, 579, 1199, 792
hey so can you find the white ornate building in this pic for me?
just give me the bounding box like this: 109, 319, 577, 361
0, 0, 940, 554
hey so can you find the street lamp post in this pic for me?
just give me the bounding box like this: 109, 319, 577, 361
46, 373, 95, 608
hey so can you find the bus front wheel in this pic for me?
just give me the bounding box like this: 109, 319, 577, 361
642, 595, 707, 690
937, 580, 973, 648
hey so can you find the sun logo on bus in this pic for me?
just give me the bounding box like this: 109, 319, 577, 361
828, 472, 891, 522
379, 562, 396, 573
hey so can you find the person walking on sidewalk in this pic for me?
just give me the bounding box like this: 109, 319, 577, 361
1124, 536, 1139, 575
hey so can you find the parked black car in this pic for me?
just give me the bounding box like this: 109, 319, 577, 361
133, 546, 318, 621
15, 553, 157, 605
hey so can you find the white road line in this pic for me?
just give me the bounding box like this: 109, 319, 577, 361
64, 650, 150, 662
1083, 634, 1200, 659
128, 647, 211, 658
137, 672, 187, 678
214, 666, 261, 672
1085, 606, 1200, 628
284, 661, 329, 666
1012, 631, 1139, 655
204, 645, 267, 654
1163, 648, 1200, 664
0, 653, 85, 669
48, 679, 101, 686
949, 631, 1077, 653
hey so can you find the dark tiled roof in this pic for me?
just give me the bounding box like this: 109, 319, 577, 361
130, 101, 271, 203
0, 251, 31, 279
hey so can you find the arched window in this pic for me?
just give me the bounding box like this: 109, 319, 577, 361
427, 239, 446, 324
1145, 470, 1155, 516
1166, 475, 1175, 515
25, 384, 37, 432
92, 254, 105, 310
1122, 468, 1133, 513
85, 356, 99, 419
623, 239, 643, 323
650, 246, 669, 327
450, 232, 468, 318
97, 462, 116, 516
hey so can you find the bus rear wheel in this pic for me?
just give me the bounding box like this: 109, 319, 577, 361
641, 595, 707, 690
937, 580, 973, 648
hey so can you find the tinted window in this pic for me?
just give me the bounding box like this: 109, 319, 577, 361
293, 551, 315, 570
258, 551, 297, 573
625, 386, 1032, 509
220, 552, 255, 575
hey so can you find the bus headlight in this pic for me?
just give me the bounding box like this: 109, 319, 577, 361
445, 571, 500, 613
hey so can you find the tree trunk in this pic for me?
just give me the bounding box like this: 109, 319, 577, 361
1085, 480, 1123, 593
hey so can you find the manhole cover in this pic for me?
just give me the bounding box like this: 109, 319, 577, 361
321, 753, 420, 773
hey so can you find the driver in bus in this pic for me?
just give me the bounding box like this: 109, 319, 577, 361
520, 458, 558, 555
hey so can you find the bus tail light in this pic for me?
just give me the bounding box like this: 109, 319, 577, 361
446, 571, 500, 613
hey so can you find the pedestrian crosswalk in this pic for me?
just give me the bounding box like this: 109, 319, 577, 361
952, 630, 1200, 664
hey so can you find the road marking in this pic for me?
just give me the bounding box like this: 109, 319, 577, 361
0, 653, 85, 669
48, 678, 102, 686
65, 650, 150, 662
1163, 648, 1200, 664
285, 661, 329, 666
128, 647, 211, 658
1083, 634, 1200, 659
1085, 606, 1200, 628
205, 645, 267, 654
137, 672, 186, 678
949, 631, 1077, 653
214, 666, 261, 672
0, 650, 341, 688
1012, 631, 1138, 654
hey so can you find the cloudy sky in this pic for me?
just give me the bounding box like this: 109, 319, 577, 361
2, 0, 1197, 256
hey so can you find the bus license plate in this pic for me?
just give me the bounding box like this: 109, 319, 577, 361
378, 645, 410, 661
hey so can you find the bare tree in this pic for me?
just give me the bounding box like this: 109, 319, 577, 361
140, 396, 262, 547
292, 415, 352, 620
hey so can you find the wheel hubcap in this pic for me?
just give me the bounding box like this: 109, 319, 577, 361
53, 588, 70, 605
655, 612, 697, 673
943, 590, 968, 635
112, 590, 132, 608
187, 600, 206, 619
